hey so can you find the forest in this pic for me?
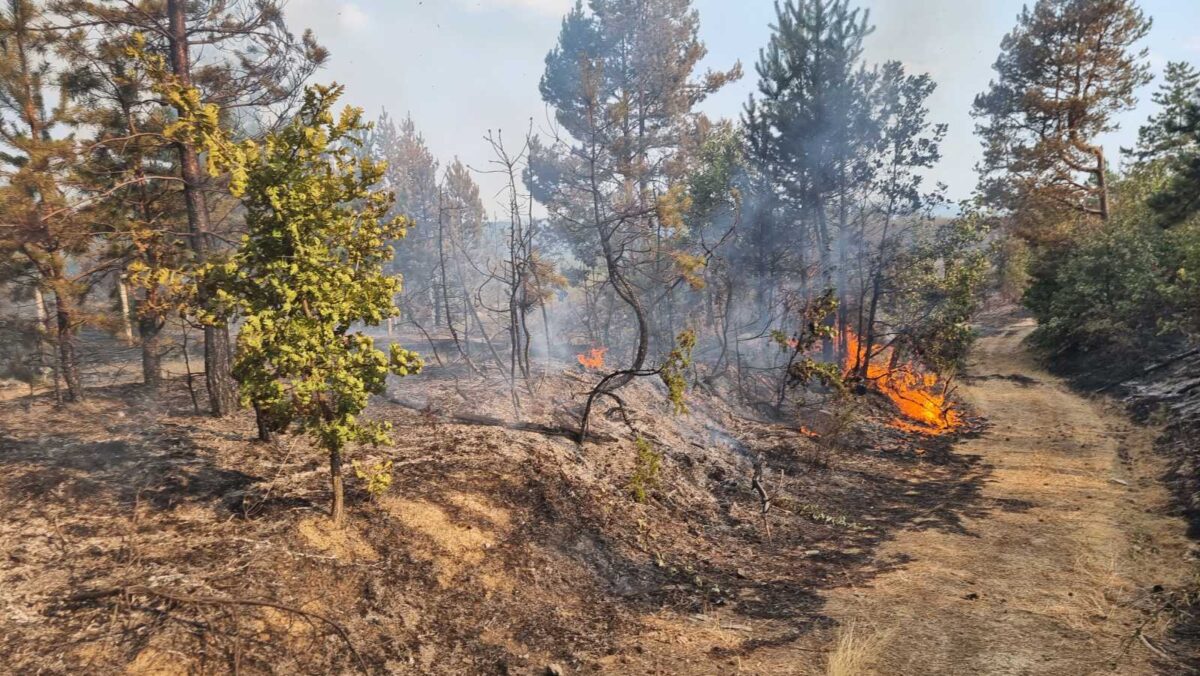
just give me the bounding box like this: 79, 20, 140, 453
1, 0, 1199, 674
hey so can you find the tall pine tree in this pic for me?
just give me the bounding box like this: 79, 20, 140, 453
973, 0, 1151, 232
533, 0, 738, 388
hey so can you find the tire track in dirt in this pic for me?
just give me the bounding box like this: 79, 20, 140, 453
803, 317, 1191, 675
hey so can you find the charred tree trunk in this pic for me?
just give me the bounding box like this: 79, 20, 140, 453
254, 404, 274, 443
814, 198, 835, 364
53, 291, 83, 402
1095, 148, 1109, 222
835, 172, 850, 363
139, 314, 164, 389
166, 0, 236, 418
860, 167, 901, 381
589, 161, 648, 391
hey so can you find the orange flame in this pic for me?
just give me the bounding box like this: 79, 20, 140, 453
842, 330, 962, 435
577, 347, 607, 370
799, 426, 821, 439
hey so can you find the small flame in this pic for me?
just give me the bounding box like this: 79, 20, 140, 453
577, 347, 607, 370
799, 426, 820, 439
842, 330, 962, 435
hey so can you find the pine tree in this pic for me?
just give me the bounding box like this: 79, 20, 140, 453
374, 111, 442, 325
973, 0, 1152, 230
54, 0, 327, 415
214, 85, 422, 523
1147, 100, 1200, 225
59, 20, 188, 390
0, 0, 103, 402
744, 0, 874, 358
1127, 61, 1200, 164
434, 158, 487, 370
534, 0, 738, 389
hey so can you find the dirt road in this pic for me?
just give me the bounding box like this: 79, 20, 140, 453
811, 317, 1191, 674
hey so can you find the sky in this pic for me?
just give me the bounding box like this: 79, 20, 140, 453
285, 0, 1200, 216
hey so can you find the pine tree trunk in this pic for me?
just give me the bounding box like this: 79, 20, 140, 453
54, 292, 83, 402
203, 325, 236, 416
329, 446, 345, 523
167, 0, 236, 418
814, 199, 835, 364
1096, 148, 1110, 221
139, 315, 163, 389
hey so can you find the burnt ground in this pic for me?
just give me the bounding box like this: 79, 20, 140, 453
0, 332, 997, 675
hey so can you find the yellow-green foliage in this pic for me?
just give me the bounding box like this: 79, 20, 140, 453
215, 84, 422, 456
127, 33, 254, 196
353, 459, 394, 499
659, 329, 696, 415
628, 436, 662, 503
770, 289, 843, 389
134, 36, 421, 516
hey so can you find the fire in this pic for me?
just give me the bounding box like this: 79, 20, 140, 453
842, 330, 962, 434
799, 426, 821, 439
577, 347, 607, 370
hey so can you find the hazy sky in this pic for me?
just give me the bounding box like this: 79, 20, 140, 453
286, 0, 1200, 216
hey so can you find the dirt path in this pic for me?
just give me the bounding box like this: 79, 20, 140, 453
801, 317, 1191, 674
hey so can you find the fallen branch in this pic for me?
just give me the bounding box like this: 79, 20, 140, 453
751, 454, 772, 542
65, 585, 368, 674
1138, 633, 1177, 665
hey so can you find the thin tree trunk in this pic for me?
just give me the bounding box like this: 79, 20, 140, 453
53, 291, 83, 402
180, 319, 201, 415
167, 0, 236, 418
437, 195, 480, 374
254, 403, 273, 443
590, 165, 648, 391
139, 315, 163, 389
814, 198, 835, 363
329, 446, 345, 524
33, 285, 49, 389
117, 277, 135, 346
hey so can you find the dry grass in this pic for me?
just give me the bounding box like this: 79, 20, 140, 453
825, 622, 889, 676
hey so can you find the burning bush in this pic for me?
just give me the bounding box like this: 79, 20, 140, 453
577, 347, 607, 370
843, 330, 962, 434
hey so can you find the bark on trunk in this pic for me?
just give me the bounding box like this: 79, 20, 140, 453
329, 446, 345, 524
203, 325, 236, 415
54, 292, 83, 402
254, 404, 274, 443
167, 0, 236, 418
139, 314, 163, 389
1096, 148, 1109, 222
117, 278, 135, 346
814, 199, 835, 364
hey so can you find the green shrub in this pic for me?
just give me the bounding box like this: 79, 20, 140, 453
628, 436, 662, 503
